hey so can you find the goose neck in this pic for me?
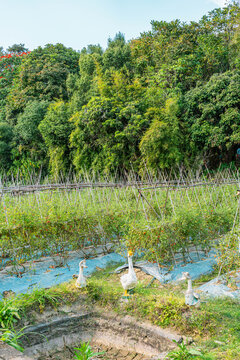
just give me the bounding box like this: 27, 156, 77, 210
187, 278, 192, 292
128, 256, 134, 271
79, 266, 84, 277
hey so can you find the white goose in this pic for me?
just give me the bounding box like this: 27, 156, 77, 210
76, 259, 87, 288
120, 250, 138, 297
179, 272, 200, 306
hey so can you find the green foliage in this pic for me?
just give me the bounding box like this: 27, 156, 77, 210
1, 3, 240, 175
12, 100, 49, 171
6, 43, 79, 122
0, 288, 61, 330
74, 341, 105, 360
15, 100, 49, 146
103, 32, 132, 71
217, 227, 240, 279
86, 279, 121, 306
67, 44, 103, 112
0, 181, 236, 271
0, 299, 21, 328
40, 101, 72, 148
23, 287, 60, 313
126, 293, 188, 328
0, 286, 71, 351
0, 49, 29, 114
183, 70, 240, 164
167, 341, 203, 360
183, 308, 216, 335
70, 93, 149, 173
0, 122, 13, 170
125, 201, 233, 265
0, 189, 128, 266
139, 98, 183, 170
0, 288, 62, 352
0, 328, 25, 352
39, 101, 72, 176
6, 44, 28, 54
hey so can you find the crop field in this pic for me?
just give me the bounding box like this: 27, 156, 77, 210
1, 169, 240, 359
0, 169, 239, 275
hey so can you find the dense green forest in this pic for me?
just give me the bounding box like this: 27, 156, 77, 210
0, 3, 240, 176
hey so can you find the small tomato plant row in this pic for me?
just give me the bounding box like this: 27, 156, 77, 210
126, 204, 234, 263
0, 184, 237, 271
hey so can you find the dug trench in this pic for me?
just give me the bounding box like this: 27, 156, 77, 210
17, 301, 181, 360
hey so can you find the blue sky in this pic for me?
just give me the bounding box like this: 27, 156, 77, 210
1, 0, 228, 52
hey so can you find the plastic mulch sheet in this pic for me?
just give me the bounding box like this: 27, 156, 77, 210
115, 250, 217, 284
198, 270, 240, 298
2, 247, 236, 299
0, 252, 124, 298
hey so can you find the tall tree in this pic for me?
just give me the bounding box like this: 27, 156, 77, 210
140, 99, 183, 171
0, 122, 13, 171
182, 70, 240, 166
6, 44, 29, 54
13, 100, 49, 168
0, 51, 30, 123
6, 43, 79, 124
67, 44, 103, 112
39, 101, 72, 177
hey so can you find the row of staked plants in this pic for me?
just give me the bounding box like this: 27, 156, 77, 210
0, 180, 238, 273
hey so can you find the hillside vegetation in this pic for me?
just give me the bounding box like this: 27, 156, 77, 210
0, 3, 240, 176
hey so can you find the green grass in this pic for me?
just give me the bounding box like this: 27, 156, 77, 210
73, 341, 105, 360
1, 261, 240, 359
81, 265, 240, 360
0, 285, 76, 351
0, 285, 78, 330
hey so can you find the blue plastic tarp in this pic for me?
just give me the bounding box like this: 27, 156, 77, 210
0, 253, 124, 298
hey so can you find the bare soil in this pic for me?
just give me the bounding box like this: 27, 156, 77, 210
22, 300, 179, 360
37, 343, 149, 360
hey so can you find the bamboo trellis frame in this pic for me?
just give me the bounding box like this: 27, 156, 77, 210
0, 167, 239, 275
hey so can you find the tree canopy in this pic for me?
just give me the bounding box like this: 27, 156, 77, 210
1, 2, 240, 176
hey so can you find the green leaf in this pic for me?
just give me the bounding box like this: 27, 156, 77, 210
188, 348, 203, 356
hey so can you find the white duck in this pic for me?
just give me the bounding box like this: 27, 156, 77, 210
179, 272, 200, 306
76, 259, 87, 288
120, 250, 138, 297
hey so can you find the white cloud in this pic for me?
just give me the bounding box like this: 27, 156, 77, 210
210, 0, 228, 7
